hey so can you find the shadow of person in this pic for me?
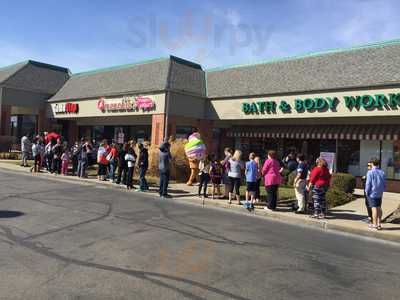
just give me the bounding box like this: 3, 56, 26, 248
0, 211, 25, 218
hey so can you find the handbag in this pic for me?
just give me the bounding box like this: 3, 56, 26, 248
106, 152, 113, 161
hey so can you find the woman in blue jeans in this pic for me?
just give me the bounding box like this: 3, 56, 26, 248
227, 150, 244, 205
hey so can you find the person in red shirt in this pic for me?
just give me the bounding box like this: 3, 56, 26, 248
308, 158, 331, 219
108, 142, 118, 182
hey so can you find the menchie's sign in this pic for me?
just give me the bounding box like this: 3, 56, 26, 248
54, 103, 79, 114
97, 96, 156, 112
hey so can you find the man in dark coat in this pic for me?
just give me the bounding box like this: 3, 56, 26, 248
138, 143, 149, 191
159, 141, 172, 198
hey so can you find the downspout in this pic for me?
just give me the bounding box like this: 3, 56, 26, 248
163, 58, 173, 141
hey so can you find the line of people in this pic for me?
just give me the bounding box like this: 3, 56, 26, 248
194, 147, 333, 218
26, 134, 151, 192
22, 133, 386, 228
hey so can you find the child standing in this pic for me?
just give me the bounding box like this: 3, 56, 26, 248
61, 148, 70, 175
245, 152, 258, 211
210, 158, 223, 199
198, 155, 212, 198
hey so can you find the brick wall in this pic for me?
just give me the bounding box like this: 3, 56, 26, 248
0, 104, 11, 136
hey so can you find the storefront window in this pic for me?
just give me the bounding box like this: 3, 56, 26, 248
9, 115, 37, 139
382, 141, 400, 180
10, 116, 18, 137
92, 126, 105, 142
338, 140, 360, 176
359, 140, 380, 176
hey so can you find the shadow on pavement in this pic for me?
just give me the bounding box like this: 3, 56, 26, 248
325, 212, 365, 221
0, 210, 25, 218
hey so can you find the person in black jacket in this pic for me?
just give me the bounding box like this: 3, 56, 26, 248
51, 138, 63, 174
138, 143, 149, 191
116, 143, 128, 185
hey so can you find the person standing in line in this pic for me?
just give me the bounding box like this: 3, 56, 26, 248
30, 138, 40, 173
227, 150, 244, 205
365, 158, 386, 230
293, 154, 309, 214
125, 147, 137, 190
116, 143, 128, 185
198, 154, 212, 198
37, 139, 45, 172
97, 141, 109, 181
77, 138, 90, 178
308, 158, 331, 219
44, 139, 54, 172
20, 133, 31, 167
245, 152, 258, 210
262, 150, 283, 211
362, 161, 373, 224
254, 156, 262, 203
159, 140, 172, 198
285, 152, 298, 173
137, 143, 149, 191
210, 158, 223, 199
221, 147, 234, 199
71, 141, 80, 176
61, 147, 70, 176
52, 138, 63, 174
108, 142, 118, 182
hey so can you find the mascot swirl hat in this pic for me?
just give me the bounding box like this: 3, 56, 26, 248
184, 132, 206, 160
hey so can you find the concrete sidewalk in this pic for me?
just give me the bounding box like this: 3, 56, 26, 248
0, 160, 399, 242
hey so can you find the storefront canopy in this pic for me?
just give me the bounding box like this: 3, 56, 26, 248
227, 124, 400, 141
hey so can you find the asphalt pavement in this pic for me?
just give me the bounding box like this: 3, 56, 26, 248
0, 168, 399, 300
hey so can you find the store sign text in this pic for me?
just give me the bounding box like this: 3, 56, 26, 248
242, 92, 400, 114
97, 96, 156, 112
54, 103, 79, 114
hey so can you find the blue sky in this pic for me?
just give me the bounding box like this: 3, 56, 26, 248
1, 0, 399, 73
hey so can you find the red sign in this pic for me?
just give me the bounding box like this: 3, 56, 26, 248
54, 103, 79, 114
97, 96, 155, 112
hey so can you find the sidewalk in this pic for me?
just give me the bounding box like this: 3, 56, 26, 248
1, 160, 399, 243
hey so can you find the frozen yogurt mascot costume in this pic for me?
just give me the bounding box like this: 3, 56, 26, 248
184, 132, 206, 186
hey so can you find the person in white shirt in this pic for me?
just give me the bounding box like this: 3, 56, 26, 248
125, 147, 137, 190
20, 134, 31, 167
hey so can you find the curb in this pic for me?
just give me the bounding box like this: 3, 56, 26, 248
1, 164, 399, 244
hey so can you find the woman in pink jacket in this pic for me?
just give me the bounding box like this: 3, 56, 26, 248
262, 150, 282, 211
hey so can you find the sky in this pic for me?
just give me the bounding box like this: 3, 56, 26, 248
1, 0, 399, 73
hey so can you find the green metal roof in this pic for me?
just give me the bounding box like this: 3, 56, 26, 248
206, 38, 400, 73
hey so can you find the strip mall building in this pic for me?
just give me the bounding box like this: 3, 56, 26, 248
1, 40, 400, 191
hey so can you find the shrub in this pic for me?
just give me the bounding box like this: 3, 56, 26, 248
0, 152, 21, 160
147, 138, 189, 182
326, 188, 356, 208
331, 173, 356, 193
281, 169, 291, 185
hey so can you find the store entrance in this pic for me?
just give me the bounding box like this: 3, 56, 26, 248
78, 125, 151, 144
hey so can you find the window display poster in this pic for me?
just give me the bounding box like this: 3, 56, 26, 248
320, 152, 335, 173
114, 127, 125, 144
